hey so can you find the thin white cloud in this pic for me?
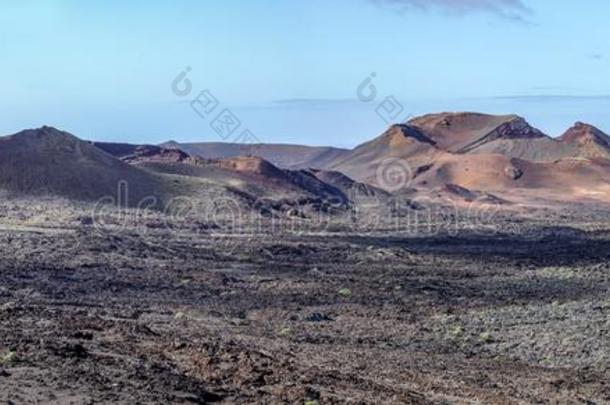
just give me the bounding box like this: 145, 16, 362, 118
496, 95, 610, 101
272, 98, 359, 106
371, 0, 531, 22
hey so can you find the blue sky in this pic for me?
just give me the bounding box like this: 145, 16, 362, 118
1, 0, 610, 147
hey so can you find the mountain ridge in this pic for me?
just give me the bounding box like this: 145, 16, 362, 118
159, 141, 349, 170
4, 113, 610, 207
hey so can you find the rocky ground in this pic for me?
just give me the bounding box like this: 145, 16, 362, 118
0, 198, 609, 403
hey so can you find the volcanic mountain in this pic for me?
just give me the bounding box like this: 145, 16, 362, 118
326, 113, 610, 203
160, 141, 349, 170
326, 112, 556, 184
0, 127, 166, 203
407, 113, 610, 162
405, 112, 585, 162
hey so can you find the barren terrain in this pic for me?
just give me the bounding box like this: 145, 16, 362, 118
1, 198, 609, 404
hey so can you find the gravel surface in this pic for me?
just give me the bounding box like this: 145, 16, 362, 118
0, 199, 609, 403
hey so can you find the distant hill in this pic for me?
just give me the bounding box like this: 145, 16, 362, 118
92, 142, 192, 164
95, 139, 349, 205
0, 128, 351, 215
160, 141, 349, 170
136, 156, 348, 207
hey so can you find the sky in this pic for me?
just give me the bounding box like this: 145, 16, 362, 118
1, 0, 610, 147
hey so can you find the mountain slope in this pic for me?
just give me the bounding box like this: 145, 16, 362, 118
135, 156, 349, 212
327, 124, 445, 186
308, 169, 389, 200
464, 137, 576, 162
558, 122, 610, 159
0, 127, 166, 204
408, 150, 610, 202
